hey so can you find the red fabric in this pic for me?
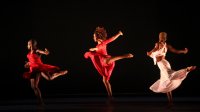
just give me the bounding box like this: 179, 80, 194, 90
23, 52, 60, 79
84, 37, 115, 81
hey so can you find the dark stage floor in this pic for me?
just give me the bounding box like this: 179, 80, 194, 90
1, 96, 200, 112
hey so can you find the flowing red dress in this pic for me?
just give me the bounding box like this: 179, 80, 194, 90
23, 52, 60, 79
84, 37, 115, 81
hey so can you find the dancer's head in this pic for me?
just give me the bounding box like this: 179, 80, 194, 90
93, 26, 107, 42
27, 39, 37, 50
159, 32, 167, 42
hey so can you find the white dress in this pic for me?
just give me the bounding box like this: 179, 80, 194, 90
149, 43, 189, 93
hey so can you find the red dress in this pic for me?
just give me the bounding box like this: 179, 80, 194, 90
23, 52, 60, 79
84, 37, 115, 81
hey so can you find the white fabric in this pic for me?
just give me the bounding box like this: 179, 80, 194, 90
149, 42, 189, 93
150, 58, 189, 93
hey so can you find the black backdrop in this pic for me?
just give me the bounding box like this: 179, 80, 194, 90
1, 0, 200, 100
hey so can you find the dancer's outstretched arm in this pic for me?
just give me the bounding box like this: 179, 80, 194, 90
36, 48, 50, 55
103, 31, 123, 44
167, 44, 188, 54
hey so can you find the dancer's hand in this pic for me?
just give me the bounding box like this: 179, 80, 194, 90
89, 48, 98, 51
24, 61, 30, 68
119, 31, 123, 36
44, 48, 50, 55
147, 51, 151, 56
182, 48, 188, 54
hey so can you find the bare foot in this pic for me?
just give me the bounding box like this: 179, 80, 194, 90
60, 70, 68, 75
167, 102, 173, 109
187, 66, 196, 72
124, 53, 134, 58
50, 70, 68, 80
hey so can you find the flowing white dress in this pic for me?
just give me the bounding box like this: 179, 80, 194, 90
149, 43, 189, 93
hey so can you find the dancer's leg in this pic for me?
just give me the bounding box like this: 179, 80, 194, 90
103, 76, 112, 97
166, 91, 173, 106
106, 53, 133, 64
30, 74, 44, 105
40, 70, 68, 80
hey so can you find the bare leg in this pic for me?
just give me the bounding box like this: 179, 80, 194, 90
40, 70, 68, 80
30, 74, 44, 106
106, 53, 133, 64
40, 72, 51, 80
103, 76, 112, 98
166, 91, 173, 106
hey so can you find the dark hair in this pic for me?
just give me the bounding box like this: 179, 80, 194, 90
94, 26, 107, 40
28, 39, 37, 50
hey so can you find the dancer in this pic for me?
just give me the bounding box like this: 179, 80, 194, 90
84, 26, 133, 98
23, 39, 68, 105
147, 32, 196, 106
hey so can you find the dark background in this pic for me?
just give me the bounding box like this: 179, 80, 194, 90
1, 0, 200, 100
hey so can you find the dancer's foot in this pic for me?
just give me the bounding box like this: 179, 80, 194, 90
50, 70, 68, 80
187, 66, 197, 72
124, 53, 134, 58
166, 102, 173, 109
60, 70, 68, 75
106, 96, 114, 104
38, 99, 45, 107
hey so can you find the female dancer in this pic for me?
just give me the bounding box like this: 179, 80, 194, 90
23, 39, 68, 105
147, 32, 196, 106
84, 26, 133, 98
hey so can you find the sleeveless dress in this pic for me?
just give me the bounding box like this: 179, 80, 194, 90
84, 37, 116, 81
149, 43, 189, 93
23, 52, 60, 79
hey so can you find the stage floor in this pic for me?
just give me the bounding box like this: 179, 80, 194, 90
1, 96, 200, 112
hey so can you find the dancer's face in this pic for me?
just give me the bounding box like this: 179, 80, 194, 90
93, 33, 103, 43
159, 32, 167, 42
27, 41, 32, 50
93, 34, 97, 42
